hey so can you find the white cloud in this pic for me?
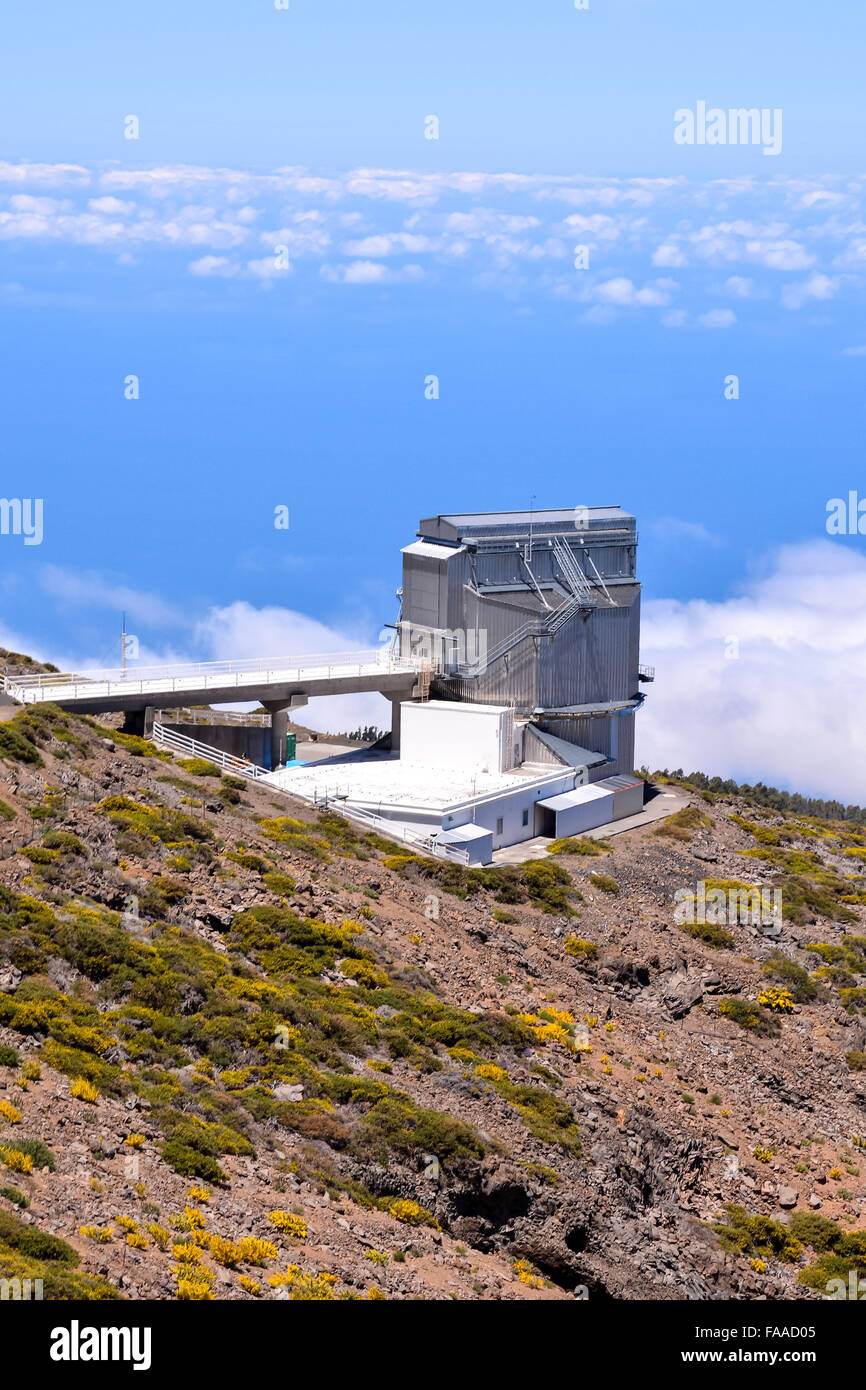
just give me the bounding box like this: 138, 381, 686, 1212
781, 273, 838, 310
193, 601, 389, 734
640, 540, 866, 803
842, 344, 866, 356
39, 566, 188, 628
320, 260, 424, 285
723, 275, 756, 298
87, 196, 135, 215
188, 255, 239, 277
246, 255, 292, 279
698, 308, 736, 328
646, 517, 722, 545
342, 232, 438, 257
652, 242, 687, 267
595, 276, 673, 307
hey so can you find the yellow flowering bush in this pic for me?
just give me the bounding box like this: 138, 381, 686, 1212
268, 1210, 307, 1239
513, 1258, 544, 1289
69, 1077, 99, 1103
0, 1101, 22, 1124
80, 1225, 114, 1244
387, 1199, 440, 1229
474, 1063, 507, 1084
267, 1265, 338, 1300
124, 1133, 146, 1148
146, 1223, 171, 1251
0, 1146, 32, 1173
238, 1275, 260, 1295
758, 986, 794, 1013
236, 1236, 278, 1265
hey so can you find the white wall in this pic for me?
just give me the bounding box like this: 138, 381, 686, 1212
445, 770, 575, 850
401, 700, 511, 773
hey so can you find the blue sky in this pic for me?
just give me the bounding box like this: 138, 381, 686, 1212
2, 2, 866, 798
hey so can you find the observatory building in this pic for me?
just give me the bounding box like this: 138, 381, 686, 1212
398, 505, 646, 777
268, 505, 652, 862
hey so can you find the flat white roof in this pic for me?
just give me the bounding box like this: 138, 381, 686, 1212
401, 540, 466, 560
537, 785, 613, 812
435, 823, 493, 844
265, 755, 564, 813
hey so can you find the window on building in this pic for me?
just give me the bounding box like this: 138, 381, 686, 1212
496, 817, 503, 835
521, 809, 529, 826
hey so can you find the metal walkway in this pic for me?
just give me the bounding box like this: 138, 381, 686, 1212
3, 647, 426, 716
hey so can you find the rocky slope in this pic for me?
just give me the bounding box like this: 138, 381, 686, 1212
0, 699, 865, 1301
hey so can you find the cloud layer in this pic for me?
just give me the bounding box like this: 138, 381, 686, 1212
640, 540, 866, 804
2, 162, 866, 324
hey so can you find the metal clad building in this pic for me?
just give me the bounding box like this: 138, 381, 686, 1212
398, 506, 648, 781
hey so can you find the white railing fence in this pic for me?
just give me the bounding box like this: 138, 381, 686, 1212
151, 722, 272, 781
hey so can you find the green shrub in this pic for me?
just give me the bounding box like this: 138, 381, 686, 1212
0, 798, 16, 822
226, 850, 268, 873
0, 1046, 20, 1068
711, 1204, 802, 1262
762, 951, 819, 1003
789, 1212, 842, 1253
159, 1139, 228, 1185
653, 806, 712, 841
681, 921, 735, 949
547, 837, 607, 857
717, 998, 781, 1037
178, 758, 222, 778
846, 1050, 866, 1071
263, 872, 297, 898
0, 1185, 29, 1209
0, 1208, 78, 1263
41, 830, 87, 857
0, 720, 44, 767
588, 873, 619, 896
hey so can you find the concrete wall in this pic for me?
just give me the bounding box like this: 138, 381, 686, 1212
163, 723, 270, 768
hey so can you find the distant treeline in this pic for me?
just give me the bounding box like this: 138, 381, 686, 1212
341, 726, 386, 744
649, 767, 866, 826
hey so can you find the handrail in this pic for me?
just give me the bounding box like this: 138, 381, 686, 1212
4, 646, 419, 692
151, 722, 272, 780
158, 707, 272, 728
4, 646, 430, 706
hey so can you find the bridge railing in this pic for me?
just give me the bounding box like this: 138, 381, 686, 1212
4, 645, 424, 701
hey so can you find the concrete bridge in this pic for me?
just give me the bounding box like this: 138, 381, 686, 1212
3, 648, 430, 765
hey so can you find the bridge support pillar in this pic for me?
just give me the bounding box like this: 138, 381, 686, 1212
263, 695, 307, 770
388, 697, 402, 752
